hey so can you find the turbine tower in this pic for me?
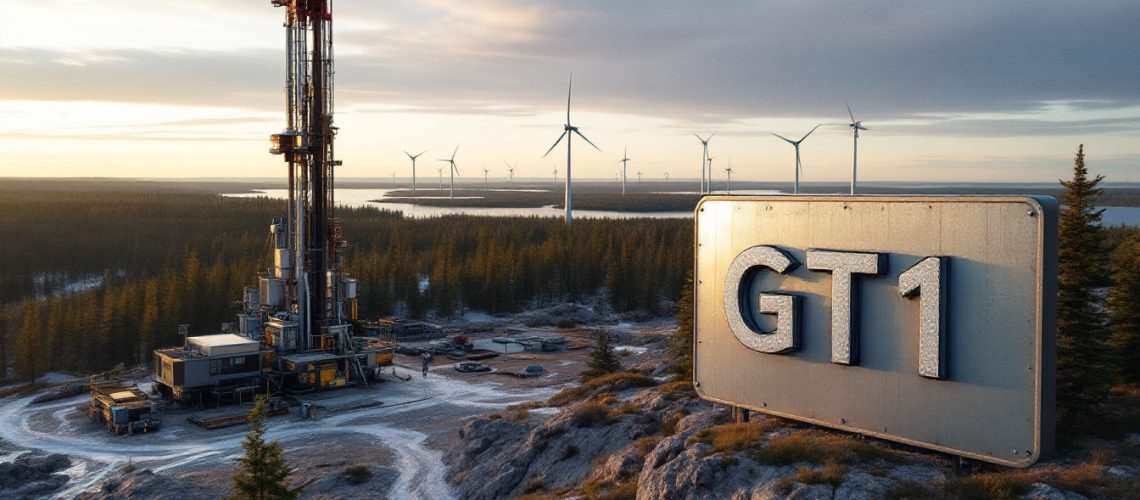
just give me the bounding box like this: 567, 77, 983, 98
543, 75, 601, 226
619, 146, 631, 195
637, 170, 642, 183
724, 166, 734, 194
505, 162, 517, 185
552, 166, 558, 190
404, 150, 425, 193
695, 133, 714, 194
771, 124, 821, 195
706, 156, 715, 192
436, 166, 443, 189
846, 102, 869, 195
483, 167, 489, 191
438, 145, 460, 199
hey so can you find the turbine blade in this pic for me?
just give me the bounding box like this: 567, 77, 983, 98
567, 74, 573, 124
452, 162, 460, 177
708, 132, 716, 141
770, 132, 796, 144
574, 129, 601, 152
416, 150, 426, 159
542, 131, 568, 158
404, 150, 412, 159
857, 124, 869, 131
799, 124, 822, 142
450, 144, 459, 161
846, 100, 855, 123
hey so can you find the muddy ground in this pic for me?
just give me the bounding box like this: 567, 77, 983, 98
0, 319, 671, 499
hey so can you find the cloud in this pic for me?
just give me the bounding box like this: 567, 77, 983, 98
3, 0, 1140, 135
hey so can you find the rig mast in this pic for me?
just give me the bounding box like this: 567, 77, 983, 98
269, 0, 347, 343
152, 0, 394, 406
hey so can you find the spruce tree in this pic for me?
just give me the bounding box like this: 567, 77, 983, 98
581, 330, 621, 382
230, 396, 296, 500
670, 270, 695, 379
1108, 231, 1140, 384
1056, 144, 1114, 426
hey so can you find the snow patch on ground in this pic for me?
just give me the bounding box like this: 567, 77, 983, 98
0, 366, 555, 499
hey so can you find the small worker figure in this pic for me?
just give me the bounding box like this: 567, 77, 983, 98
421, 351, 431, 378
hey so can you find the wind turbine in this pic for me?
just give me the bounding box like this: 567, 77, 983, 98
483, 167, 489, 191
438, 145, 460, 199
771, 124, 821, 195
552, 166, 558, 190
543, 75, 601, 225
390, 172, 396, 184
637, 170, 642, 183
436, 166, 443, 189
505, 162, 517, 186
724, 166, 734, 194
846, 102, 869, 195
404, 150, 426, 193
619, 146, 631, 195
664, 172, 670, 182
706, 156, 715, 191
694, 133, 714, 194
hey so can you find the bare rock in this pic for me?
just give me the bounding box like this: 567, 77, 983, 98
887, 464, 946, 484
79, 469, 213, 500
0, 452, 72, 498
782, 482, 834, 499
1023, 482, 1088, 500
834, 471, 894, 499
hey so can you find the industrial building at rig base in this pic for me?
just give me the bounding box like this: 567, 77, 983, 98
153, 0, 396, 405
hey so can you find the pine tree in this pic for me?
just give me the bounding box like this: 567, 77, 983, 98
1056, 144, 1114, 426
1107, 231, 1140, 384
230, 396, 297, 500
581, 330, 621, 382
670, 270, 695, 379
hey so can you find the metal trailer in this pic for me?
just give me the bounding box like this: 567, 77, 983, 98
89, 384, 161, 435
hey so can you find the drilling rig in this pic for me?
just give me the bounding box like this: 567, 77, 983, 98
153, 0, 394, 405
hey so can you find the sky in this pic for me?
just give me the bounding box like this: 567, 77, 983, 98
1, 0, 1139, 183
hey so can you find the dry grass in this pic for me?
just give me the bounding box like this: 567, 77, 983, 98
634, 436, 662, 458
884, 480, 936, 499
660, 410, 686, 436
943, 470, 1035, 500
581, 478, 638, 500
795, 459, 848, 487
571, 401, 616, 428
506, 408, 530, 422
658, 380, 696, 400
686, 421, 776, 455
609, 402, 640, 418
753, 431, 903, 466
547, 372, 657, 407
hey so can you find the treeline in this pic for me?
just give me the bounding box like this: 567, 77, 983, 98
348, 216, 691, 317
0, 190, 691, 381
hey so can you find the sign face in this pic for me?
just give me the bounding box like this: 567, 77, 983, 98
694, 196, 1057, 467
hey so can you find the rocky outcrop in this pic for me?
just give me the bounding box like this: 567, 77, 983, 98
78, 469, 214, 500
0, 453, 72, 499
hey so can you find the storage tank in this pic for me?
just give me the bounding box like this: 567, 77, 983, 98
341, 278, 358, 300
259, 278, 285, 307
274, 249, 293, 279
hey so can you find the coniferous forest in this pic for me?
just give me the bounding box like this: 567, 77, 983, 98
0, 188, 691, 381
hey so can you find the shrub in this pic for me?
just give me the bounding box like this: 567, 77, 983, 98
753, 431, 902, 466
507, 409, 530, 422
795, 460, 847, 487
561, 444, 579, 460
556, 318, 577, 329
687, 421, 772, 455
658, 380, 696, 400
343, 465, 371, 485
884, 480, 936, 500
523, 477, 545, 494
943, 470, 1034, 500
571, 401, 615, 428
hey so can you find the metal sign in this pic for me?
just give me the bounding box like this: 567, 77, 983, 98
693, 196, 1057, 467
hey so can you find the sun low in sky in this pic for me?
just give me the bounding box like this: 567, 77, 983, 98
1, 0, 1138, 183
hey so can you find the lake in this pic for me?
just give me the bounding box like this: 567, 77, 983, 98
223, 188, 1140, 226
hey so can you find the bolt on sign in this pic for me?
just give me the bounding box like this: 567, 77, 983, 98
693, 196, 1057, 467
